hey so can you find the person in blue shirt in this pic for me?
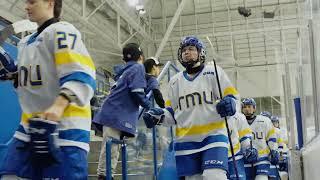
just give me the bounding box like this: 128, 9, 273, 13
144, 57, 165, 108
93, 43, 152, 180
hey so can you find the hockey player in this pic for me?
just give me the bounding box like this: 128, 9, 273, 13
270, 116, 288, 180
227, 111, 258, 180
0, 0, 95, 179
260, 111, 272, 119
93, 43, 152, 180
144, 57, 165, 108
242, 98, 279, 180
143, 36, 239, 180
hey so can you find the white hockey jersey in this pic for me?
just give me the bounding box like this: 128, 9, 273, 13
166, 64, 239, 156
228, 112, 252, 160
14, 21, 96, 152
275, 128, 285, 151
277, 128, 289, 159
247, 115, 278, 165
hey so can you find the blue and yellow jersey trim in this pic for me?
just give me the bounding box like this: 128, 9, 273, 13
55, 50, 95, 71
19, 104, 91, 151
228, 142, 241, 156
175, 134, 228, 151
258, 148, 271, 157
238, 128, 252, 141
266, 127, 276, 140
176, 120, 226, 137
223, 86, 238, 97
21, 104, 91, 124
277, 137, 284, 144
54, 49, 96, 90
165, 100, 171, 107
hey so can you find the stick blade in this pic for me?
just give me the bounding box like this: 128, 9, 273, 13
0, 19, 37, 45
0, 25, 14, 45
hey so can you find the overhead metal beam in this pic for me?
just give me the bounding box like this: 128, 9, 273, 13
121, 32, 138, 47
193, 0, 198, 34
155, 24, 306, 42
82, 0, 86, 17
62, 2, 120, 49
155, 0, 187, 59
117, 13, 121, 47
105, 0, 153, 41
88, 48, 122, 57
0, 7, 21, 22
85, 0, 107, 20
9, 0, 19, 11
161, 0, 167, 33
151, 0, 305, 19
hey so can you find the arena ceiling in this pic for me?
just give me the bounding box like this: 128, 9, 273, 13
0, 0, 309, 72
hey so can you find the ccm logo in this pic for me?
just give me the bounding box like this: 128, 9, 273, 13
204, 159, 224, 165
203, 71, 215, 76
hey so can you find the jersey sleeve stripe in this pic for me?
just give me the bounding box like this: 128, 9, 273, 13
239, 135, 251, 143
175, 142, 228, 156
57, 63, 96, 79
59, 129, 90, 143
223, 86, 238, 97
63, 104, 91, 118
266, 128, 276, 139
165, 100, 172, 107
55, 51, 95, 71
21, 104, 91, 124
258, 148, 270, 156
59, 117, 91, 131
21, 112, 41, 124
238, 128, 252, 139
228, 142, 241, 156
268, 138, 277, 143
59, 71, 96, 90
176, 120, 226, 137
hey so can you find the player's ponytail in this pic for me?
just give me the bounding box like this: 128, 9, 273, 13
53, 0, 62, 19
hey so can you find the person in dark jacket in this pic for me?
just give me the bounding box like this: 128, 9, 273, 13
93, 43, 152, 179
143, 57, 165, 108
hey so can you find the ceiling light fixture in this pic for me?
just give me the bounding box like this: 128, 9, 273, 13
127, 0, 139, 7
238, 6, 251, 17
135, 5, 146, 15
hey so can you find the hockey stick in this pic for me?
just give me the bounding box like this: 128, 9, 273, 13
0, 19, 37, 45
212, 59, 239, 180
250, 140, 254, 169
206, 36, 239, 179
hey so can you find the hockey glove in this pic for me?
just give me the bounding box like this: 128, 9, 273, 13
279, 153, 288, 171
279, 161, 288, 172
244, 147, 258, 163
269, 150, 280, 165
216, 95, 236, 117
0, 46, 17, 80
143, 108, 164, 128
28, 117, 61, 167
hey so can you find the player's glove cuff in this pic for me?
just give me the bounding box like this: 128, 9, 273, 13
244, 147, 258, 163
0, 46, 17, 74
216, 95, 236, 117
28, 117, 61, 167
143, 108, 165, 128
269, 150, 280, 165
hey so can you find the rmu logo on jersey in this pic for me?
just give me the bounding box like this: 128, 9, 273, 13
203, 71, 215, 76
252, 131, 264, 140
18, 65, 43, 87
178, 90, 218, 110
